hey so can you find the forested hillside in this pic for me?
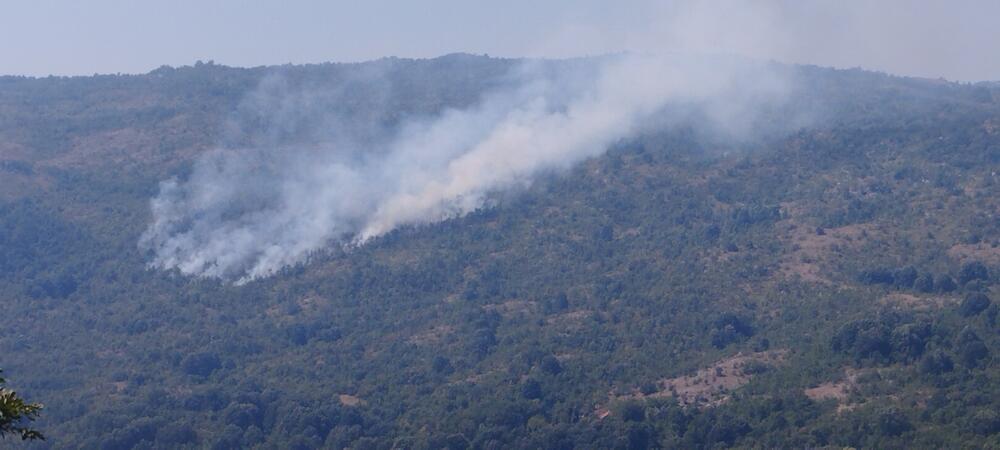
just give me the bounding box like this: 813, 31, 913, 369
1, 54, 999, 449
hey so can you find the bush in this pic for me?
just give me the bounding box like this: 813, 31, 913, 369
710, 314, 754, 349
970, 410, 1000, 436
859, 268, 895, 286
876, 408, 912, 437
935, 275, 957, 293
156, 423, 197, 445
223, 403, 260, 429
958, 262, 990, 285
889, 322, 932, 361
893, 266, 918, 289
831, 318, 893, 361
918, 351, 954, 375
956, 328, 990, 368
539, 355, 563, 375
913, 273, 935, 293
521, 379, 542, 400
617, 402, 646, 422
181, 353, 222, 377
959, 293, 991, 317
431, 356, 454, 375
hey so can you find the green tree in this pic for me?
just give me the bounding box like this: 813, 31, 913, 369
0, 370, 43, 441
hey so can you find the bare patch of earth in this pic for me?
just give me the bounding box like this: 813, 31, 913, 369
609, 349, 788, 410
776, 220, 875, 284
948, 243, 1000, 266
880, 292, 957, 310
338, 394, 365, 407
805, 368, 888, 413
484, 299, 537, 318
407, 325, 454, 345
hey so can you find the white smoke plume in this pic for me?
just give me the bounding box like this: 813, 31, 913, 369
140, 53, 792, 282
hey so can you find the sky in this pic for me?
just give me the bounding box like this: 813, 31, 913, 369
2, 0, 999, 81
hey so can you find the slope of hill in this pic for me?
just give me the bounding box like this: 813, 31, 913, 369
1, 55, 999, 449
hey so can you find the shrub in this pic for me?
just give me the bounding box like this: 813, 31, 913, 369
181, 353, 221, 377
521, 379, 542, 400
935, 275, 957, 293
958, 261, 989, 285
959, 293, 991, 317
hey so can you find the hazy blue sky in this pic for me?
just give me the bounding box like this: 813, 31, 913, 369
2, 0, 999, 81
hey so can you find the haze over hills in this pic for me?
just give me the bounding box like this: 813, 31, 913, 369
1, 54, 999, 448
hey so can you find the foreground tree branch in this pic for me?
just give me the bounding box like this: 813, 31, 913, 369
0, 371, 44, 441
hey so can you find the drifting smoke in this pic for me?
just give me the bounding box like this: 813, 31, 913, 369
140, 54, 793, 282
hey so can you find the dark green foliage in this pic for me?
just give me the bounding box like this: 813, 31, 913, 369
181, 353, 222, 377
520, 379, 543, 400
729, 204, 781, 230
893, 266, 918, 289
0, 371, 43, 441
889, 321, 932, 362
543, 292, 570, 314
710, 313, 754, 349
956, 328, 990, 368
959, 261, 990, 285
959, 293, 992, 317
859, 268, 896, 286
987, 304, 999, 327
539, 355, 563, 375
935, 274, 958, 293
639, 382, 658, 396
969, 410, 1000, 436
431, 356, 454, 375
918, 351, 954, 375
616, 401, 646, 422
692, 413, 751, 447
832, 317, 895, 362
875, 408, 912, 437
155, 423, 197, 445
914, 273, 935, 293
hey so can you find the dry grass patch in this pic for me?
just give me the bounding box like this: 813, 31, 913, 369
484, 299, 537, 318
804, 368, 877, 413
546, 309, 593, 330
407, 325, 454, 345
948, 243, 1000, 266
338, 394, 365, 407
805, 381, 850, 402
880, 292, 957, 310
776, 221, 875, 284
615, 349, 787, 408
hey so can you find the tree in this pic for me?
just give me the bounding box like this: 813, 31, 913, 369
958, 261, 989, 285
970, 410, 1000, 436
876, 407, 912, 437
539, 355, 563, 375
431, 356, 454, 375
913, 273, 935, 293
957, 328, 989, 368
521, 379, 543, 400
959, 293, 991, 317
893, 266, 918, 289
918, 350, 954, 375
0, 370, 43, 441
181, 352, 222, 377
935, 274, 957, 293
710, 313, 754, 349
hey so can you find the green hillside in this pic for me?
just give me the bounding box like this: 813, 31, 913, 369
1, 55, 999, 449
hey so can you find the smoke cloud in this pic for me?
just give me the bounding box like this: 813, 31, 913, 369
140, 54, 793, 282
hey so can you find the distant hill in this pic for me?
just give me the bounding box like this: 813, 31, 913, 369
1, 55, 998, 449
